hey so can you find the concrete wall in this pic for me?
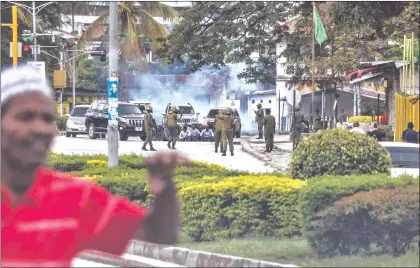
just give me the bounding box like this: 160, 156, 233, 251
248, 94, 277, 120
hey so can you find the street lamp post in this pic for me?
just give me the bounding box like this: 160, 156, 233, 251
7, 1, 55, 60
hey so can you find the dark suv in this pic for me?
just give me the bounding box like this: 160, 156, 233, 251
85, 100, 147, 141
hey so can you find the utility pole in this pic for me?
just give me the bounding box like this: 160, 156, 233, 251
32, 1, 37, 61
108, 1, 119, 167
59, 48, 64, 115
1, 5, 18, 66
72, 2, 76, 110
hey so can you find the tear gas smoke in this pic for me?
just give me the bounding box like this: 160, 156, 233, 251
129, 63, 261, 134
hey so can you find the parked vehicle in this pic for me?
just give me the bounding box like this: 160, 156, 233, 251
85, 100, 147, 141
380, 142, 419, 177
161, 103, 200, 140
130, 100, 151, 114
65, 105, 90, 137
203, 107, 242, 138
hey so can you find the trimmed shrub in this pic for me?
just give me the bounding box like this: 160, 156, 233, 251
290, 128, 392, 179
312, 186, 419, 257
349, 116, 379, 123
299, 174, 419, 257
179, 176, 307, 242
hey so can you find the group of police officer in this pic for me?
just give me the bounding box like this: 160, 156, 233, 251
140, 104, 277, 154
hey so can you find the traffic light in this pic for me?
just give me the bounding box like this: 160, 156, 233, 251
22, 36, 33, 59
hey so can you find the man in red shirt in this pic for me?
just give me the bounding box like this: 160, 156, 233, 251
1, 66, 184, 267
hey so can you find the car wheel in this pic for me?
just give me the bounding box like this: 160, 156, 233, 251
72, 134, 77, 138
235, 125, 241, 138
65, 131, 71, 138
119, 131, 129, 141
88, 123, 97, 139
140, 133, 147, 141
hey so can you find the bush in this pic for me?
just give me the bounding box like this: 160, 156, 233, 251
179, 176, 307, 242
299, 174, 419, 257
290, 128, 392, 179
312, 186, 419, 257
349, 116, 379, 123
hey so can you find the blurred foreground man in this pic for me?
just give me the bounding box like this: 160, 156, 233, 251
1, 66, 183, 267
221, 108, 235, 156
214, 109, 224, 153
142, 105, 157, 151
263, 109, 276, 152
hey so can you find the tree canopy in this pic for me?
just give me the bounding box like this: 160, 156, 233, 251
158, 1, 418, 86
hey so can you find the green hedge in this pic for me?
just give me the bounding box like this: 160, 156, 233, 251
179, 175, 307, 242
313, 186, 419, 257
290, 128, 392, 179
299, 174, 419, 257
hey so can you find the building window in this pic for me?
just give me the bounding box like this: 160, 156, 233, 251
252, 99, 255, 104
269, 100, 272, 103
260, 100, 263, 103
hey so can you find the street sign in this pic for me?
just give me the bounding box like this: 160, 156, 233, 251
286, 88, 301, 106
9, 42, 22, 57
27, 61, 46, 81
107, 77, 119, 126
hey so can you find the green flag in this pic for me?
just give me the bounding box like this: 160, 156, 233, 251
313, 5, 328, 46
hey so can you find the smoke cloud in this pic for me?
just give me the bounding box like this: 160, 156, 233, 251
128, 63, 261, 134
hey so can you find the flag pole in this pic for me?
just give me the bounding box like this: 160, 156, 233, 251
311, 2, 316, 128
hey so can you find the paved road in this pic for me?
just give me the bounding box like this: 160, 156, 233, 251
52, 135, 274, 173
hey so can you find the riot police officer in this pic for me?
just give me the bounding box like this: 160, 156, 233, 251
167, 106, 179, 149
214, 109, 224, 153
292, 105, 304, 149
142, 105, 157, 151
263, 108, 276, 152
221, 108, 235, 156
255, 103, 264, 139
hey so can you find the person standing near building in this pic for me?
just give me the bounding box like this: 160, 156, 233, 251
255, 103, 264, 139
313, 109, 323, 133
263, 109, 276, 152
142, 105, 157, 151
167, 106, 179, 149
214, 109, 224, 153
402, 122, 419, 143
292, 105, 304, 149
221, 108, 235, 156
377, 115, 394, 141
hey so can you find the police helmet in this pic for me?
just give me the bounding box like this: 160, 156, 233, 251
225, 108, 233, 115
257, 103, 262, 108
146, 105, 153, 111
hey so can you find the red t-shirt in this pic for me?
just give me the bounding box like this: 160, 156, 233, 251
1, 168, 147, 267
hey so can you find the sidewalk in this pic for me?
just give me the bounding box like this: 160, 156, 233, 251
248, 134, 291, 144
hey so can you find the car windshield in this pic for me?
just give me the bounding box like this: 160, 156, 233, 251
177, 106, 194, 114
385, 146, 420, 168
207, 109, 219, 118
207, 109, 239, 118
119, 104, 141, 115
70, 107, 88, 117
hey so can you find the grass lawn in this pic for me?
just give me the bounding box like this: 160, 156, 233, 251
177, 233, 420, 267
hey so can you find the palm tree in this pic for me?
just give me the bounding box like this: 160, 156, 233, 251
76, 1, 178, 100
